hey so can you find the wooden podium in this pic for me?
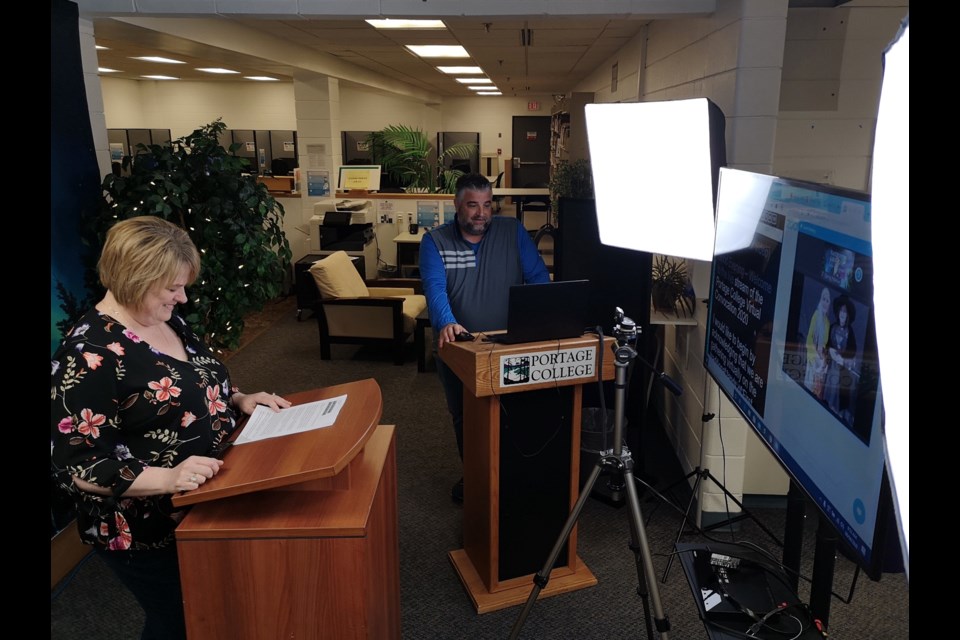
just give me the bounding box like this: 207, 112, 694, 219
440, 333, 615, 613
172, 378, 400, 639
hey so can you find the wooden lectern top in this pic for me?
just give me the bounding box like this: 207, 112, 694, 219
172, 378, 382, 507
439, 333, 615, 398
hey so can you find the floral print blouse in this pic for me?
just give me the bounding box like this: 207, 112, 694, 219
50, 308, 239, 551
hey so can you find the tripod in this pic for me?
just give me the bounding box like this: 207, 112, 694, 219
509, 310, 672, 640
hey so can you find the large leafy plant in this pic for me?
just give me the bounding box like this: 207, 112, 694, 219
549, 158, 594, 217
73, 119, 291, 353
366, 124, 477, 193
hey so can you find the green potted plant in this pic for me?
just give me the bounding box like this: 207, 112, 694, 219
651, 254, 695, 317
66, 118, 292, 353
366, 125, 477, 193
549, 158, 594, 217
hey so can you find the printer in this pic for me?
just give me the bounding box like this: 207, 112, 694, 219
308, 200, 377, 278
309, 200, 373, 253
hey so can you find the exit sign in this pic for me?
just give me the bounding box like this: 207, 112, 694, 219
527, 101, 540, 111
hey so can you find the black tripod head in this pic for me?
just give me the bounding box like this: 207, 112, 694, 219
612, 307, 640, 363
611, 307, 683, 396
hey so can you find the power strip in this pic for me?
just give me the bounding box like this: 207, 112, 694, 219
710, 553, 741, 571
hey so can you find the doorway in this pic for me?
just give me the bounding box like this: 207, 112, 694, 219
511, 116, 551, 187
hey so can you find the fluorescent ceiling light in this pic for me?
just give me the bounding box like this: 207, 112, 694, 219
405, 45, 469, 58
141, 75, 179, 80
197, 67, 239, 74
468, 86, 498, 91
455, 77, 491, 84
366, 19, 445, 29
132, 56, 185, 64
98, 67, 120, 73
477, 91, 502, 96
244, 76, 279, 81
437, 66, 483, 74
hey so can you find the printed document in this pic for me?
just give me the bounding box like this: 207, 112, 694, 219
233, 394, 347, 445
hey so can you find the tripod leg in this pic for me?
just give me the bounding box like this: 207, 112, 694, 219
508, 457, 606, 640
623, 468, 671, 639
624, 481, 655, 640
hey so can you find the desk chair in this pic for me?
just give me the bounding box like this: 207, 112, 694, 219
533, 223, 557, 276
308, 251, 427, 365
491, 172, 504, 212
519, 182, 550, 234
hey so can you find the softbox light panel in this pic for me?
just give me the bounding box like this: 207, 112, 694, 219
585, 98, 726, 261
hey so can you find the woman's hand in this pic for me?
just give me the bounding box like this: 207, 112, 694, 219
171, 455, 224, 493
231, 391, 292, 416
72, 454, 226, 497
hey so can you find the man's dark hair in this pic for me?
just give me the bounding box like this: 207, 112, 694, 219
455, 173, 493, 200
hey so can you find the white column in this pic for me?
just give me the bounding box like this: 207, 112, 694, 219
292, 72, 341, 263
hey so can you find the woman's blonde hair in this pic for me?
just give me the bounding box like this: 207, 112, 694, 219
97, 216, 201, 308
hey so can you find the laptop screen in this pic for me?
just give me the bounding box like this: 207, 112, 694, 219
490, 279, 591, 344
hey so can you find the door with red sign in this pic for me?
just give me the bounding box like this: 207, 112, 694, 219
511, 115, 551, 188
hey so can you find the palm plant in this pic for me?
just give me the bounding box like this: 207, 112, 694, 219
366, 125, 477, 193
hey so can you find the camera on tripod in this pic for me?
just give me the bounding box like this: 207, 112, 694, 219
612, 306, 640, 344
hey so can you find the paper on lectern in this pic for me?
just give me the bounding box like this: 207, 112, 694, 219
233, 394, 347, 445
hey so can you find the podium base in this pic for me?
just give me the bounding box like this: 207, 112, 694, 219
449, 549, 598, 614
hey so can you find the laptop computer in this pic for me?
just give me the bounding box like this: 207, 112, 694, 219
486, 279, 591, 344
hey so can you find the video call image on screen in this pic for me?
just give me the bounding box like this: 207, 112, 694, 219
782, 234, 879, 445
704, 168, 888, 577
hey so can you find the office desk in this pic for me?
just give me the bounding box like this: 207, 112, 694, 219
394, 229, 427, 278
492, 188, 550, 226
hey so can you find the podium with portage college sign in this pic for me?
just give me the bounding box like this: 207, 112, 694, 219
440, 333, 615, 613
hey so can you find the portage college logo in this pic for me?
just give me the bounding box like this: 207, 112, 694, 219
499, 347, 596, 388
502, 356, 531, 386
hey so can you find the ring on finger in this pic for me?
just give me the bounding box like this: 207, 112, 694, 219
190, 474, 198, 483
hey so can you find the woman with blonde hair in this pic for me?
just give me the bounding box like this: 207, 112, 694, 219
51, 216, 291, 639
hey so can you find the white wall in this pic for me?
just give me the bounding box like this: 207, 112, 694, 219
574, 28, 646, 103
100, 78, 550, 167
772, 5, 908, 191
340, 84, 436, 132
440, 95, 554, 158
101, 77, 297, 137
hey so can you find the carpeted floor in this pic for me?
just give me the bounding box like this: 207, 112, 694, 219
51, 295, 909, 639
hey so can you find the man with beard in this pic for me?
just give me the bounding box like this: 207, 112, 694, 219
419, 172, 550, 502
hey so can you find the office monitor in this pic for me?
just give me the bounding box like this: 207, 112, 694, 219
337, 165, 381, 192
703, 168, 891, 580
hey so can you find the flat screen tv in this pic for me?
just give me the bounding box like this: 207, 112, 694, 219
703, 167, 892, 580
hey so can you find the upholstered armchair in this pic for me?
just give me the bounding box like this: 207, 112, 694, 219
308, 251, 427, 365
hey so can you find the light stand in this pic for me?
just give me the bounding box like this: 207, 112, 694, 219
657, 459, 784, 583
509, 309, 672, 640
